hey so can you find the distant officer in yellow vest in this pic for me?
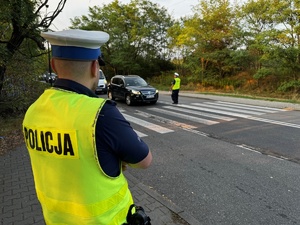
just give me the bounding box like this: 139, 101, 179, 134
170, 72, 181, 104
23, 29, 152, 225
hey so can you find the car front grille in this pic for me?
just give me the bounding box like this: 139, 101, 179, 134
140, 90, 157, 100
140, 90, 156, 96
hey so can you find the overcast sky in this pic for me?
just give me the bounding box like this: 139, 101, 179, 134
47, 0, 200, 31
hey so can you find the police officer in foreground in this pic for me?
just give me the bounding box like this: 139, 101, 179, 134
170, 72, 181, 104
23, 29, 152, 225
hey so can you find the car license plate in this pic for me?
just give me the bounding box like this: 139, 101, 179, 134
146, 95, 154, 98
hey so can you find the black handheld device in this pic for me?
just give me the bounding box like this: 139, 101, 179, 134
123, 204, 151, 225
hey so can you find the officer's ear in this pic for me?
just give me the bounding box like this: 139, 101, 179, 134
51, 59, 57, 74
91, 60, 99, 78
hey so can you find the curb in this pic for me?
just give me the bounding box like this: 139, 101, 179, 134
125, 171, 201, 225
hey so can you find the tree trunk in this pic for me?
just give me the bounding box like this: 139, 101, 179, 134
0, 65, 7, 97
0, 31, 25, 97
201, 57, 204, 83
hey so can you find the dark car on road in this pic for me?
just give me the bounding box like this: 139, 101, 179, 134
38, 72, 57, 84
48, 73, 57, 84
107, 75, 159, 106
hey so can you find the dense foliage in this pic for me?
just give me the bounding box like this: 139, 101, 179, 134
168, 0, 300, 95
1, 0, 300, 118
0, 0, 67, 115
70, 0, 175, 79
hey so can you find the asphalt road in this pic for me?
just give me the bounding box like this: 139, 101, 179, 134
106, 92, 300, 225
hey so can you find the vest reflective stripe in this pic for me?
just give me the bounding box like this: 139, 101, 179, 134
172, 77, 181, 90
36, 181, 130, 217
23, 88, 133, 224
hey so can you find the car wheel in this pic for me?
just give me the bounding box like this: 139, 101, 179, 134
108, 91, 115, 100
125, 95, 133, 106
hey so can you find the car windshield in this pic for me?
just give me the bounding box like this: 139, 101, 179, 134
125, 77, 148, 86
99, 71, 105, 79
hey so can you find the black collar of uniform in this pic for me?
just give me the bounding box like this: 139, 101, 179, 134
53, 78, 98, 98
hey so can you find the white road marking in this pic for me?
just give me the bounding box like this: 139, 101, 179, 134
192, 103, 263, 115
162, 106, 236, 121
178, 103, 251, 118
237, 145, 288, 161
119, 101, 300, 131
148, 108, 219, 125
188, 103, 300, 128
237, 144, 261, 154
182, 128, 208, 137
135, 110, 197, 129
246, 116, 300, 129
216, 101, 286, 112
122, 113, 174, 134
134, 130, 148, 137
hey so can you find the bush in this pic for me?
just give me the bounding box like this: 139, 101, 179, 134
0, 79, 49, 117
278, 80, 300, 93
0, 49, 49, 117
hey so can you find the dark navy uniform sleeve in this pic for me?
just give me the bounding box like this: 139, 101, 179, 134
96, 100, 149, 177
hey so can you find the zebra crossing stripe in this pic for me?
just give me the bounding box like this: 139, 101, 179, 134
208, 101, 283, 113
188, 103, 300, 128
192, 103, 263, 115
162, 106, 235, 121
122, 113, 174, 134
247, 116, 300, 129
135, 110, 197, 129
175, 104, 251, 118
119, 102, 300, 130
134, 130, 148, 137
186, 103, 251, 118
148, 108, 219, 125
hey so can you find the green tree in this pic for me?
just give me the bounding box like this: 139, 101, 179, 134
0, 0, 67, 98
267, 0, 300, 83
240, 0, 300, 89
169, 0, 236, 82
240, 0, 279, 72
70, 0, 174, 77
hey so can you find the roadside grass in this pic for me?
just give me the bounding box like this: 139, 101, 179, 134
0, 80, 49, 155
0, 115, 24, 155
155, 83, 300, 104
189, 91, 300, 104
149, 72, 300, 104
1, 116, 23, 134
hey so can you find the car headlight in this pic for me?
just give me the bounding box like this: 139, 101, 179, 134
131, 90, 140, 95
155, 89, 159, 93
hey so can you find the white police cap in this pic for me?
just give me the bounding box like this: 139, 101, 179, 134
41, 29, 109, 61
174, 72, 179, 76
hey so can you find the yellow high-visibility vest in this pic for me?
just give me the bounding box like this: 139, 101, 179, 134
23, 88, 133, 225
172, 77, 181, 90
